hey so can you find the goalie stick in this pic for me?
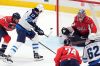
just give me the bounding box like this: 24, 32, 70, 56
71, 40, 86, 46
71, 36, 100, 46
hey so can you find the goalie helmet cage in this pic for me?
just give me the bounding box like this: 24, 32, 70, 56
56, 0, 100, 36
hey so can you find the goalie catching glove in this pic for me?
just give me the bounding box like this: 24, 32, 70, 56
61, 27, 71, 35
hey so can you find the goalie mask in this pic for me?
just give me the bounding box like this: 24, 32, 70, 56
78, 9, 86, 22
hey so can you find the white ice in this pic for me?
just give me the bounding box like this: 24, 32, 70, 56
1, 6, 98, 66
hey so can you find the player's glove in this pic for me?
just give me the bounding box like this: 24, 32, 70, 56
37, 29, 44, 35
8, 23, 16, 29
88, 33, 96, 40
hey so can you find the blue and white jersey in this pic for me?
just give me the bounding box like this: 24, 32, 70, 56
83, 41, 100, 63
18, 9, 39, 31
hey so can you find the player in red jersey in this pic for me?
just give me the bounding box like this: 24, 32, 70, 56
61, 9, 97, 46
54, 39, 82, 66
0, 12, 21, 56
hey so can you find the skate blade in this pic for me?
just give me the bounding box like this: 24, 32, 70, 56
34, 58, 44, 61
0, 54, 7, 59
2, 59, 13, 64
0, 56, 5, 59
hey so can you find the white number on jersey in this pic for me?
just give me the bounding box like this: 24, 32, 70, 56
65, 48, 76, 55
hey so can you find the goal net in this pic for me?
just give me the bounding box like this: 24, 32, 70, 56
57, 0, 100, 36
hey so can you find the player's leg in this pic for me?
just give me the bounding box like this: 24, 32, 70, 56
27, 30, 43, 60
71, 28, 86, 47
1, 35, 11, 53
0, 28, 5, 57
0, 28, 11, 56
5, 29, 26, 63
77, 33, 89, 46
9, 29, 26, 56
0, 28, 4, 54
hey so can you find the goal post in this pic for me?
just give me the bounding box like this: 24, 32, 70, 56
57, 0, 100, 36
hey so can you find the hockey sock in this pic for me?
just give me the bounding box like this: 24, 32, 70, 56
32, 43, 39, 53
9, 42, 22, 56
0, 44, 7, 53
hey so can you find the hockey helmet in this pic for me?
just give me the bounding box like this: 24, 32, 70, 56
36, 4, 44, 12
12, 12, 21, 19
64, 39, 71, 46
78, 9, 86, 19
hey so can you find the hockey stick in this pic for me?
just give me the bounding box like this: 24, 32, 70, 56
39, 42, 56, 54
44, 34, 49, 37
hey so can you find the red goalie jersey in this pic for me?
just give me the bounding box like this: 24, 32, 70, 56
0, 16, 16, 31
72, 15, 97, 35
54, 46, 82, 66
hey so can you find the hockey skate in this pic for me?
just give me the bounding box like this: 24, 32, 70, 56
0, 47, 7, 59
0, 51, 7, 59
33, 51, 43, 61
3, 55, 13, 63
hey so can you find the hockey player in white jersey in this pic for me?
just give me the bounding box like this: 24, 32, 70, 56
82, 33, 100, 66
5, 4, 44, 63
